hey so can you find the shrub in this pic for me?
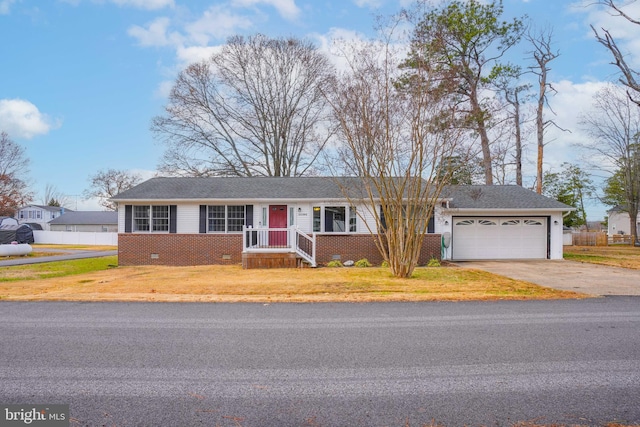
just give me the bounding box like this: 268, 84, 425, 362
427, 258, 441, 267
381, 260, 390, 268
327, 260, 343, 268
354, 258, 371, 268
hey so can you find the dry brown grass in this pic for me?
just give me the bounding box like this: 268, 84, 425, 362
0, 263, 584, 302
564, 245, 640, 269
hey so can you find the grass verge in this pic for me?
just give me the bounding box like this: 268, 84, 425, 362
564, 245, 640, 269
0, 256, 118, 282
0, 258, 584, 302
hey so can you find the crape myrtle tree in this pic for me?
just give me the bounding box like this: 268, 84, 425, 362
0, 131, 32, 216
326, 20, 464, 278
404, 0, 526, 185
152, 34, 335, 177
580, 84, 640, 243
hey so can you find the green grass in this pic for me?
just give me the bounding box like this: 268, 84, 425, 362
563, 252, 609, 262
0, 256, 118, 282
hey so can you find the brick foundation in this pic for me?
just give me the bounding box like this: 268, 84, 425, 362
118, 233, 243, 266
118, 233, 442, 267
315, 233, 441, 266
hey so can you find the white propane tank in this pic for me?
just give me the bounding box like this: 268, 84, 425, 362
0, 243, 33, 256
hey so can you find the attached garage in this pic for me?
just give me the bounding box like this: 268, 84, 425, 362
439, 186, 575, 261
452, 216, 548, 260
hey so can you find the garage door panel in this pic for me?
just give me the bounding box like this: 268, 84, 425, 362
452, 217, 547, 260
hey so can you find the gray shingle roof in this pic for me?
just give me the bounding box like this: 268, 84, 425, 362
48, 211, 118, 225
111, 177, 573, 211
111, 177, 374, 200
442, 185, 574, 210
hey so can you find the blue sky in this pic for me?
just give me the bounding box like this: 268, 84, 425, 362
1, 0, 639, 219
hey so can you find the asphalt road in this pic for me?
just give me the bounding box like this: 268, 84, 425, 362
1, 299, 639, 427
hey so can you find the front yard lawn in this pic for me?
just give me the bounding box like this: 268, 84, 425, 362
0, 258, 584, 302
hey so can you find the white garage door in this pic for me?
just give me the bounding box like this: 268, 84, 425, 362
452, 217, 548, 260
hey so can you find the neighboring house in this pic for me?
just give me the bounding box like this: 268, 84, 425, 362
607, 205, 639, 236
15, 205, 71, 231
48, 211, 118, 232
111, 177, 573, 268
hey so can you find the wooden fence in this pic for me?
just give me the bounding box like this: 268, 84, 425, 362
609, 234, 636, 245
572, 232, 608, 246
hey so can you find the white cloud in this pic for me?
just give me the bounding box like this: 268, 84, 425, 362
154, 80, 175, 99
108, 0, 174, 10
232, 0, 300, 21
313, 27, 369, 72
128, 17, 183, 47
571, 0, 640, 68
185, 5, 254, 45
0, 0, 15, 15
175, 44, 223, 66
0, 99, 59, 140
354, 0, 383, 9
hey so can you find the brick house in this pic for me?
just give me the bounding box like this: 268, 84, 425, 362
111, 177, 572, 267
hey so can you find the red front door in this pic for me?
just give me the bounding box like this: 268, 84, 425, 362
268, 205, 288, 247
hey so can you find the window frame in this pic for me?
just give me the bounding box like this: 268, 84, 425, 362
131, 205, 171, 233
206, 205, 246, 234
312, 205, 357, 234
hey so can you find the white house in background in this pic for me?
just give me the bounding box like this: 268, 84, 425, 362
110, 177, 573, 268
48, 211, 118, 232
15, 205, 71, 231
607, 205, 639, 236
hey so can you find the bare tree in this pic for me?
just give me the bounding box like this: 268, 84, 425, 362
404, 0, 526, 185
526, 28, 561, 194
579, 84, 640, 243
152, 34, 335, 177
592, 0, 640, 107
327, 21, 464, 278
84, 169, 142, 210
0, 131, 32, 216
41, 184, 70, 208
493, 66, 531, 186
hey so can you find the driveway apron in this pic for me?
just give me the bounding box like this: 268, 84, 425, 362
456, 260, 640, 296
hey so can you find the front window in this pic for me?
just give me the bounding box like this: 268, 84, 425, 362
152, 205, 169, 231
134, 206, 150, 231
313, 207, 321, 232
349, 206, 357, 232
208, 205, 245, 233
325, 206, 346, 232
312, 206, 356, 233
133, 205, 170, 232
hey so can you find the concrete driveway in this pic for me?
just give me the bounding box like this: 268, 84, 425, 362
456, 260, 640, 296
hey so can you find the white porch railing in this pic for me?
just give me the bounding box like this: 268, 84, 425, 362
243, 227, 316, 267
